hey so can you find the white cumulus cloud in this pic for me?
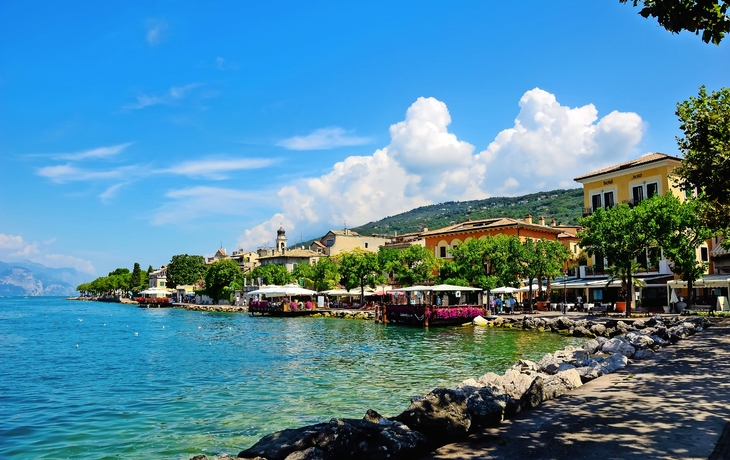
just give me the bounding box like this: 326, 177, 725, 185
237, 90, 644, 249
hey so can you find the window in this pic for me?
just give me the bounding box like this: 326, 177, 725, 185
325, 238, 334, 247
632, 185, 644, 204
591, 194, 602, 212
603, 191, 615, 209
632, 182, 658, 204
439, 246, 447, 258
364, 242, 369, 249
701, 247, 709, 262
160, 281, 165, 287
591, 192, 614, 211
647, 182, 658, 198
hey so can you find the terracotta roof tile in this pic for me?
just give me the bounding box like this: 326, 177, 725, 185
573, 153, 681, 181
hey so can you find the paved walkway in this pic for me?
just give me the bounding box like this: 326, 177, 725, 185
420, 317, 730, 460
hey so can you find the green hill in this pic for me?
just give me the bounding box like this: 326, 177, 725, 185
291, 188, 584, 249
352, 188, 584, 237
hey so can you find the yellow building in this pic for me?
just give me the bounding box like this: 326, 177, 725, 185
574, 152, 684, 214
573, 153, 714, 310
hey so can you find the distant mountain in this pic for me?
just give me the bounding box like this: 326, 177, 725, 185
290, 188, 584, 249
0, 260, 85, 296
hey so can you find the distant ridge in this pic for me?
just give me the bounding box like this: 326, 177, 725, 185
291, 188, 583, 248
0, 260, 84, 296
352, 188, 583, 237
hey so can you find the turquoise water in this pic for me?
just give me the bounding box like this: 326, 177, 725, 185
0, 297, 583, 459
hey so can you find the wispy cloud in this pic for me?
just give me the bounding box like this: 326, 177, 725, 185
51, 142, 133, 161
277, 127, 371, 150
37, 164, 140, 184
124, 84, 201, 110
151, 186, 275, 225
99, 182, 127, 201
146, 19, 168, 46
158, 157, 277, 179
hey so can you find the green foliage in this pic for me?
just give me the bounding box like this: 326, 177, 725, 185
204, 258, 242, 302
250, 263, 294, 286
291, 262, 314, 288
579, 203, 655, 315
350, 188, 583, 237
130, 263, 146, 292
166, 254, 206, 289
446, 235, 525, 291
620, 0, 729, 44
337, 248, 381, 301
397, 245, 440, 286
643, 193, 713, 304
674, 86, 730, 235
310, 257, 340, 292
77, 267, 133, 296
522, 238, 571, 302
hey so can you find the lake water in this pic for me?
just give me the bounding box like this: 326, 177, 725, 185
0, 297, 583, 459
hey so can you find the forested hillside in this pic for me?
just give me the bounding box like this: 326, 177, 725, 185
352, 188, 583, 236
291, 188, 584, 249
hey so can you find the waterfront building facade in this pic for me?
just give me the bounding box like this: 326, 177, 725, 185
314, 228, 390, 256
573, 152, 710, 277
420, 216, 564, 262
148, 266, 168, 289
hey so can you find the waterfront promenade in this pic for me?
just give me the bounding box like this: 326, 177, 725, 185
421, 316, 730, 460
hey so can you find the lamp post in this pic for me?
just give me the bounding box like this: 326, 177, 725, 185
563, 270, 568, 315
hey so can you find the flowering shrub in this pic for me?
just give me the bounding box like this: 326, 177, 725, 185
430, 305, 484, 321
136, 297, 171, 304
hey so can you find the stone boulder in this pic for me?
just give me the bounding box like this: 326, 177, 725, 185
393, 388, 471, 446
238, 415, 433, 460
601, 337, 636, 358
541, 368, 583, 401
465, 386, 509, 427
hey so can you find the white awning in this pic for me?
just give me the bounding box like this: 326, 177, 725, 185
667, 274, 730, 288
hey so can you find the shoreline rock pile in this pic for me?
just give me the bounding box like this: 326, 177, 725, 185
192, 315, 710, 460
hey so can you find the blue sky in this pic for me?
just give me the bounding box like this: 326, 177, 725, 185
1, 1, 728, 279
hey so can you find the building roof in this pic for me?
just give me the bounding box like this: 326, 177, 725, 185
258, 248, 322, 260
324, 229, 361, 237
573, 153, 682, 182
419, 217, 563, 238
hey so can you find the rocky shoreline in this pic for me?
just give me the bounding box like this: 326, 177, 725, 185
190, 314, 710, 460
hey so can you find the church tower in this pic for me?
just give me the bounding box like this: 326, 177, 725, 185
276, 226, 287, 253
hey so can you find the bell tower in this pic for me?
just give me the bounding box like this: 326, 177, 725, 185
276, 226, 287, 253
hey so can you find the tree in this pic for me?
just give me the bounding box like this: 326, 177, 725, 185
130, 262, 146, 293
396, 245, 440, 286
448, 235, 525, 297
338, 249, 381, 304
377, 247, 402, 284
292, 262, 314, 288
620, 0, 730, 44
310, 257, 340, 292
674, 86, 730, 236
250, 264, 294, 286
204, 259, 242, 302
167, 254, 206, 289
579, 203, 653, 316
644, 194, 713, 305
